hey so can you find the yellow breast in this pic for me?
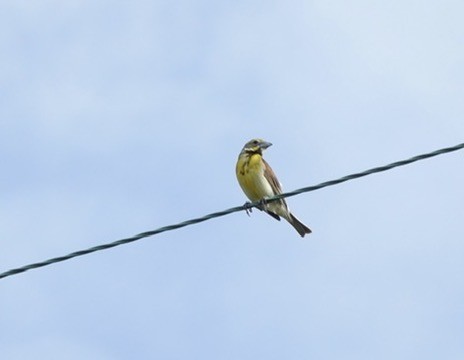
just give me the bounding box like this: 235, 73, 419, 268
236, 153, 274, 201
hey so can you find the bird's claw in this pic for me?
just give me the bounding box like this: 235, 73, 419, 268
257, 198, 268, 212
244, 198, 269, 216
244, 201, 253, 216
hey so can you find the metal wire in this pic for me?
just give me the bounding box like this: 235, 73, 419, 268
1, 142, 463, 280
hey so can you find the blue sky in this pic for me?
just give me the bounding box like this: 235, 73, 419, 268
1, 1, 463, 359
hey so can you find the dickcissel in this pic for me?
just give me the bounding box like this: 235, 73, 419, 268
236, 138, 312, 237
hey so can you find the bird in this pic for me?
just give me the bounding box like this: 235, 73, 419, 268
236, 138, 312, 237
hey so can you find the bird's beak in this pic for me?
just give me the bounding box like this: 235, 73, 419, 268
260, 141, 272, 149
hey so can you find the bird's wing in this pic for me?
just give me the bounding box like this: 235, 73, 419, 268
262, 159, 283, 195
262, 158, 290, 219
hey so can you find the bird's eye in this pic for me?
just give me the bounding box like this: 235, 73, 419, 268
253, 140, 258, 145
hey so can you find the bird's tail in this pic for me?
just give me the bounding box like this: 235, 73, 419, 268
287, 213, 312, 238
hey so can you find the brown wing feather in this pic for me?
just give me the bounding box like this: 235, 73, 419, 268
262, 159, 289, 219
262, 159, 282, 195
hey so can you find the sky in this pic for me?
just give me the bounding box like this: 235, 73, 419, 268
1, 1, 463, 359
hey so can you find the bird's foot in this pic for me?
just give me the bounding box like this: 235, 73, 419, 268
257, 198, 268, 212
244, 201, 253, 216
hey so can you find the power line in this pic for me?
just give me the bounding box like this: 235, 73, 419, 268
1, 142, 463, 281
